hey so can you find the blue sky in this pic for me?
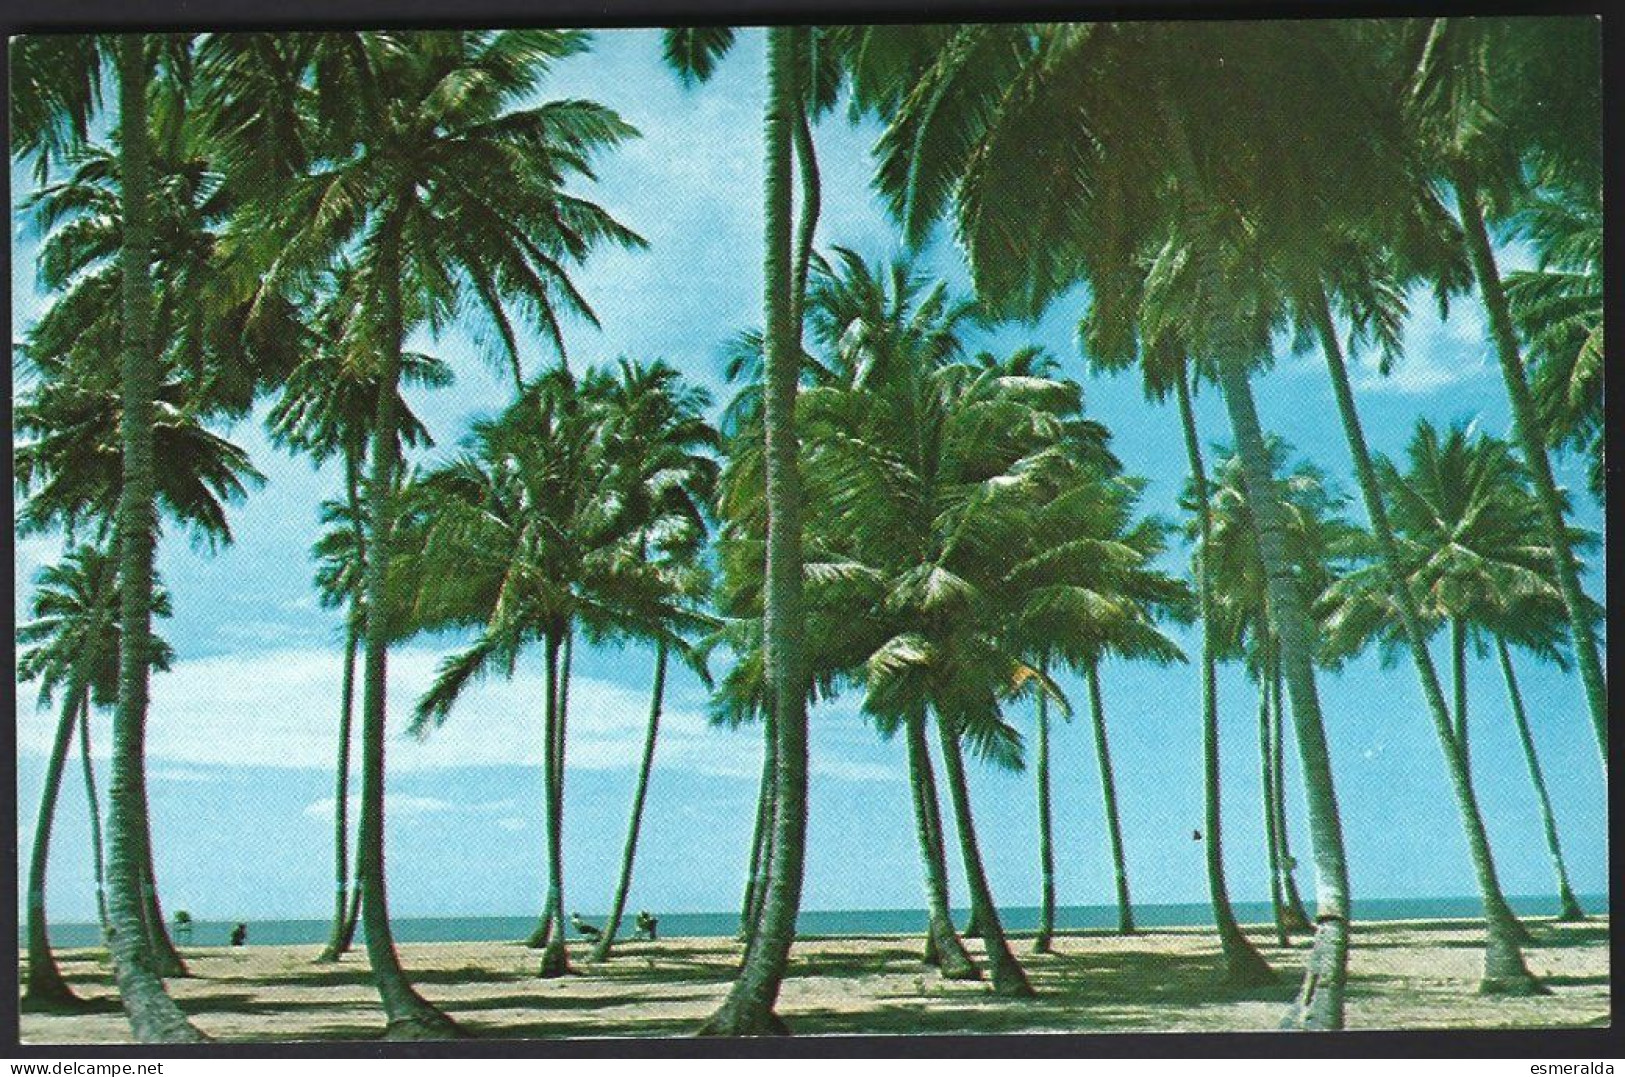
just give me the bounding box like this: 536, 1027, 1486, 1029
13, 28, 1607, 926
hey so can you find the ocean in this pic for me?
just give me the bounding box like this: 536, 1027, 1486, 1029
26, 894, 1606, 949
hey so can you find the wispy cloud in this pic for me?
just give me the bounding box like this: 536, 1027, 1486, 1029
1352, 289, 1493, 397
13, 644, 791, 781
16, 641, 899, 785
301, 793, 518, 819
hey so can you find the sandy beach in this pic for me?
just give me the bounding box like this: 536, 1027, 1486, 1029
19, 917, 1608, 1043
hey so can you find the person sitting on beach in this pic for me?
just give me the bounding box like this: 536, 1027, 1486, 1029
634, 910, 658, 941
570, 912, 602, 941
230, 922, 248, 947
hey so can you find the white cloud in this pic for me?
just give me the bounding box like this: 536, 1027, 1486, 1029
16, 640, 899, 784
13, 643, 765, 777
1352, 287, 1494, 397
301, 793, 517, 819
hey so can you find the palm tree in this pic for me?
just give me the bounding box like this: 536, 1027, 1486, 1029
1506, 180, 1603, 504
1403, 17, 1606, 768
11, 41, 192, 1033
588, 360, 720, 961
13, 40, 305, 1034
1198, 438, 1361, 951
1323, 419, 1598, 925
266, 265, 452, 963
411, 367, 707, 977
247, 30, 639, 1035
15, 291, 266, 988
1494, 631, 1589, 923
794, 310, 1138, 995
855, 20, 1377, 1026
663, 25, 832, 1034
1260, 56, 1554, 986
1006, 454, 1189, 947
17, 547, 173, 1010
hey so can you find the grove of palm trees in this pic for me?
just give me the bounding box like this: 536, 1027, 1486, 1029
11, 17, 1607, 1046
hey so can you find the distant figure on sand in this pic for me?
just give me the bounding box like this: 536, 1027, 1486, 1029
173, 909, 193, 942
230, 922, 248, 947
634, 911, 658, 941
570, 912, 602, 941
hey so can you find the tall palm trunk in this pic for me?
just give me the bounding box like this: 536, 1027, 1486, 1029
1452, 618, 1470, 765
591, 641, 669, 962
739, 713, 776, 944
697, 25, 810, 1037
1312, 292, 1541, 991
1031, 676, 1057, 953
1270, 656, 1312, 933
538, 630, 572, 977
78, 698, 110, 934
316, 619, 359, 962
1496, 638, 1586, 922
1086, 662, 1135, 935
935, 718, 1034, 997
1213, 354, 1350, 1029
24, 683, 87, 1008
1175, 369, 1274, 987
356, 212, 462, 1039
907, 712, 980, 978
1258, 664, 1289, 947
320, 449, 366, 963
530, 629, 575, 956
1453, 166, 1606, 772
105, 38, 206, 1043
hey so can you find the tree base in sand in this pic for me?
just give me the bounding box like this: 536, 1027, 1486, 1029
695, 1003, 791, 1037
537, 939, 571, 978
20, 988, 99, 1015
1480, 973, 1551, 997
383, 1012, 467, 1040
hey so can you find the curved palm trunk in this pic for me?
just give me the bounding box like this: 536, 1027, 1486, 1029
1312, 292, 1541, 991
1270, 656, 1312, 934
538, 631, 572, 977
906, 712, 980, 978
1452, 618, 1470, 769
1258, 664, 1289, 947
356, 213, 462, 1039
739, 713, 776, 944
1453, 167, 1606, 773
1496, 638, 1586, 922
1086, 663, 1136, 935
935, 718, 1034, 997
697, 26, 810, 1037
105, 39, 206, 1043
78, 699, 110, 935
24, 684, 87, 1008
316, 619, 360, 963
1213, 355, 1349, 1029
1032, 681, 1057, 952
591, 642, 669, 962
1176, 370, 1274, 987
